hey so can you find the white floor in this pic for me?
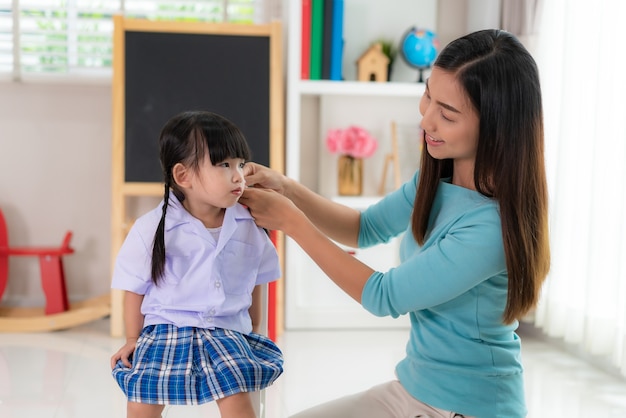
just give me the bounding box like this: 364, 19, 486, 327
2, 319, 626, 417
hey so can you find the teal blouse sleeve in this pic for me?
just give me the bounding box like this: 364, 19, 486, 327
357, 171, 418, 248
359, 176, 507, 318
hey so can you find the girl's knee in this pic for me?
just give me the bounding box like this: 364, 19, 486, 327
216, 392, 257, 418
127, 401, 165, 418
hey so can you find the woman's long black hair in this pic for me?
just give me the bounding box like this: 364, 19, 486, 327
412, 30, 550, 323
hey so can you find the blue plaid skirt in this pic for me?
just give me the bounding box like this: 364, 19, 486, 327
112, 324, 283, 405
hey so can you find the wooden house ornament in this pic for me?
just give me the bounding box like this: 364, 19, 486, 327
356, 43, 389, 82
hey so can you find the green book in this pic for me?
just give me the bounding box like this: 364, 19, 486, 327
310, 0, 324, 80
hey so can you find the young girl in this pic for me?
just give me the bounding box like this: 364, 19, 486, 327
241, 29, 549, 418
110, 110, 283, 418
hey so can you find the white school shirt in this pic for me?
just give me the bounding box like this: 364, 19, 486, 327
111, 192, 281, 335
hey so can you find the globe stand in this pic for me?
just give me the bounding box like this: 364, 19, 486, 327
416, 67, 428, 83
399, 26, 439, 85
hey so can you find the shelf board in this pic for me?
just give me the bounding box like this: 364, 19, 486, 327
298, 80, 425, 97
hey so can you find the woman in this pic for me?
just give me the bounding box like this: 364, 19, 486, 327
240, 29, 549, 418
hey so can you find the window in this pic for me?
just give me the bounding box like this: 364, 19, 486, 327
0, 0, 275, 82
0, 1, 12, 78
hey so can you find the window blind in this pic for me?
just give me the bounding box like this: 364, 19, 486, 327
2, 0, 270, 81
0, 1, 13, 80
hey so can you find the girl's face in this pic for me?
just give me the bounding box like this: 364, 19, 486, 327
184, 155, 246, 213
419, 67, 480, 186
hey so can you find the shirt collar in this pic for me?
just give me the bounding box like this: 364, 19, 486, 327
162, 190, 254, 232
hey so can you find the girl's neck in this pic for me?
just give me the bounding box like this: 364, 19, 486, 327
199, 212, 224, 229
182, 200, 225, 228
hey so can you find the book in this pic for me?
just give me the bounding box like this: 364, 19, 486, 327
300, 0, 311, 79
329, 0, 344, 81
321, 0, 334, 79
309, 0, 324, 80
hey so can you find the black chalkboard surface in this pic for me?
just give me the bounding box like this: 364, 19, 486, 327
124, 31, 270, 182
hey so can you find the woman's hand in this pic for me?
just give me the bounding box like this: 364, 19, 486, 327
243, 162, 361, 247
240, 187, 304, 233
244, 162, 289, 195
243, 186, 373, 303
110, 338, 137, 369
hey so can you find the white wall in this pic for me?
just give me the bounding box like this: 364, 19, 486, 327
437, 0, 501, 47
0, 0, 481, 309
0, 82, 112, 306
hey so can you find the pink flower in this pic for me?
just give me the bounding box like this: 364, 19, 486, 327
325, 125, 378, 159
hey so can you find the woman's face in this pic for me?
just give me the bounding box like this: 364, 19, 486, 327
419, 67, 480, 171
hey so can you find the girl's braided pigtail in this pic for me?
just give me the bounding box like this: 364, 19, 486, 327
151, 183, 169, 285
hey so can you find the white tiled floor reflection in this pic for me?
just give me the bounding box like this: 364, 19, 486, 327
1, 318, 626, 417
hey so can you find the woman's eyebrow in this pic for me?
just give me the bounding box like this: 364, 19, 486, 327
425, 78, 462, 114
438, 101, 461, 114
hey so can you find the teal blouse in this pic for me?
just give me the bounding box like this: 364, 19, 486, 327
359, 171, 525, 418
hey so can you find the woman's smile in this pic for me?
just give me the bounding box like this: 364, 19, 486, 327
424, 132, 444, 146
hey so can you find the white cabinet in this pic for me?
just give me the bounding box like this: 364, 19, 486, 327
284, 0, 437, 329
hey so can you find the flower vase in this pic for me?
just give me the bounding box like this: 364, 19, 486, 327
337, 155, 363, 196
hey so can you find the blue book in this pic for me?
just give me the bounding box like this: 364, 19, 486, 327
329, 0, 344, 81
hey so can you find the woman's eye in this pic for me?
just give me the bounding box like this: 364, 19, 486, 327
441, 112, 453, 122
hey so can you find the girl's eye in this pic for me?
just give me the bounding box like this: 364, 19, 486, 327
239, 162, 246, 169
441, 112, 453, 122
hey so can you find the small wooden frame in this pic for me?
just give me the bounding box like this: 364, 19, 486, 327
378, 121, 402, 195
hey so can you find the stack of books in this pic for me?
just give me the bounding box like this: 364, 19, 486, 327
301, 0, 344, 81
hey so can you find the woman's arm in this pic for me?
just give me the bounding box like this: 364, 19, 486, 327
240, 187, 375, 302
245, 162, 361, 248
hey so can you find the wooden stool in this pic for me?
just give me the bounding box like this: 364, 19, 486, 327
0, 208, 73, 315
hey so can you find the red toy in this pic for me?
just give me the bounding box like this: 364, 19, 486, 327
0, 208, 110, 332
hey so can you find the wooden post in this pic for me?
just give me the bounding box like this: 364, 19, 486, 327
378, 121, 402, 195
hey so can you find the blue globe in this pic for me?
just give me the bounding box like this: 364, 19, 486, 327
400, 27, 439, 82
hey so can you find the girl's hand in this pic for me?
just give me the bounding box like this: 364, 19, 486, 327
244, 162, 289, 195
110, 338, 137, 369
240, 187, 304, 233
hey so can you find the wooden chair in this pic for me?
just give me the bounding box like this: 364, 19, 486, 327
0, 208, 110, 332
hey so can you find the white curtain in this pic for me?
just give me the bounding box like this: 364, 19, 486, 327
533, 0, 626, 376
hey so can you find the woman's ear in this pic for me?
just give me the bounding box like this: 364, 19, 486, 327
172, 163, 191, 189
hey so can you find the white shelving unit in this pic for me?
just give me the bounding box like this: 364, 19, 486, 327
298, 79, 426, 97
284, 0, 437, 329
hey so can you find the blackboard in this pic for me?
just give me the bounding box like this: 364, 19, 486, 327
124, 31, 271, 182
110, 17, 283, 337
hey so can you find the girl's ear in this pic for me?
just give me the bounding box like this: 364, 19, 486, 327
172, 163, 191, 189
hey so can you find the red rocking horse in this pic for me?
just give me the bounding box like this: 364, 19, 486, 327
0, 208, 109, 332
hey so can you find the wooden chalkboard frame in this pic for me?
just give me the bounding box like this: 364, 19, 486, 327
110, 16, 284, 337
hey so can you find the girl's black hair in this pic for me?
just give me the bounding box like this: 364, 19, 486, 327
151, 110, 251, 285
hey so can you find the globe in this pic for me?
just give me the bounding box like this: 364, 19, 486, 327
400, 27, 440, 82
